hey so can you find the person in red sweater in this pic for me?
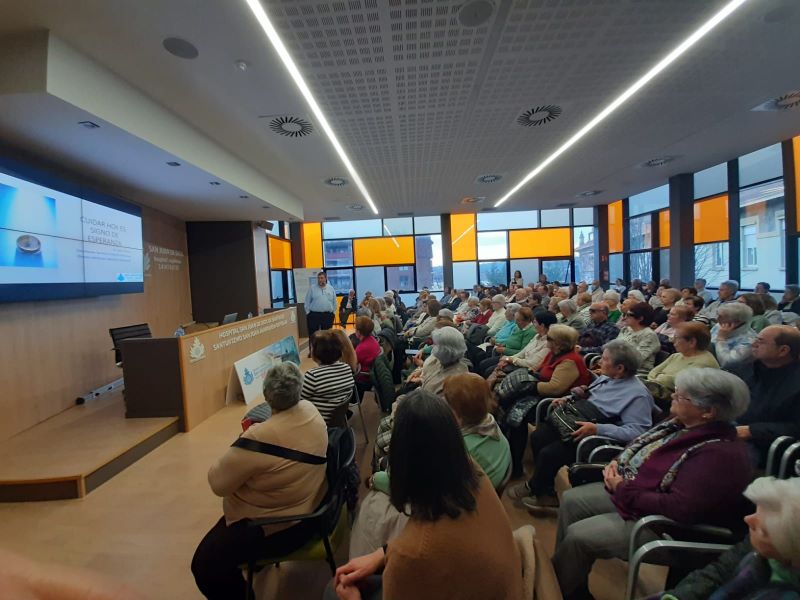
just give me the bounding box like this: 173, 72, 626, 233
552, 367, 754, 600
353, 316, 381, 384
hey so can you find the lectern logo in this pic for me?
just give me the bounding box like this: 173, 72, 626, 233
243, 368, 255, 386
189, 337, 206, 362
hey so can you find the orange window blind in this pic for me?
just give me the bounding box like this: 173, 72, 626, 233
659, 210, 670, 248
795, 137, 800, 232
693, 194, 729, 244
508, 228, 571, 258
608, 200, 623, 253
302, 222, 323, 268
268, 236, 292, 270
353, 236, 415, 266
450, 214, 477, 261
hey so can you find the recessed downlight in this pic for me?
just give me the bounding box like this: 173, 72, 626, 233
244, 0, 379, 215
460, 196, 485, 205
166, 161, 181, 167
325, 177, 348, 187
162, 37, 199, 60
347, 203, 365, 211
209, 181, 222, 186
575, 190, 603, 197
240, 195, 250, 199
495, 0, 752, 208
78, 120, 100, 129
234, 60, 250, 71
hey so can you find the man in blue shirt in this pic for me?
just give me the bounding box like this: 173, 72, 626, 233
304, 271, 337, 342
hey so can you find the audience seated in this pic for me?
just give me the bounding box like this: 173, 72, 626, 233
331, 328, 358, 374
501, 324, 592, 478
779, 283, 800, 314
454, 296, 480, 327
653, 304, 694, 351
552, 368, 754, 600
700, 279, 739, 321
727, 325, 800, 467
575, 292, 593, 322
331, 390, 524, 600
577, 303, 620, 355
711, 302, 756, 368
644, 321, 720, 407
656, 476, 800, 600
603, 290, 622, 323
475, 306, 536, 375
404, 298, 440, 343
485, 294, 508, 336
487, 311, 557, 390
653, 288, 682, 326
301, 330, 356, 424
617, 302, 661, 374
737, 292, 769, 332
761, 292, 784, 325
353, 316, 381, 384
694, 277, 714, 305
590, 279, 604, 303
559, 298, 587, 332
339, 289, 358, 327
509, 340, 654, 508
683, 294, 711, 326
193, 363, 328, 600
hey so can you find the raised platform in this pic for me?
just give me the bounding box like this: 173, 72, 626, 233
0, 392, 179, 502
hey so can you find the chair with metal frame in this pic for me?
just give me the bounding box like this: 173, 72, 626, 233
778, 440, 800, 480
348, 383, 369, 443
765, 435, 796, 477
241, 427, 356, 600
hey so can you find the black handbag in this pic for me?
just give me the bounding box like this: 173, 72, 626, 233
495, 367, 540, 406
548, 399, 611, 443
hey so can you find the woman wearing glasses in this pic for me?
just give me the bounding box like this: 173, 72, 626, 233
617, 302, 661, 374
552, 368, 753, 600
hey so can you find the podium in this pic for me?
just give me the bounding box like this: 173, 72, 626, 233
121, 307, 300, 431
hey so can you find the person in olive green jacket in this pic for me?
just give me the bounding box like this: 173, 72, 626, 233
477, 307, 536, 375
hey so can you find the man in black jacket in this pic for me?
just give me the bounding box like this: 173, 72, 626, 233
728, 325, 800, 466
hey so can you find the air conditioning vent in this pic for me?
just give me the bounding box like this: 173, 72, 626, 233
517, 105, 562, 127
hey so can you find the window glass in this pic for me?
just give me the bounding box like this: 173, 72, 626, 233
540, 209, 570, 227
694, 195, 729, 243
322, 219, 382, 239
399, 292, 418, 308
629, 214, 653, 250
739, 179, 785, 290
509, 259, 539, 286
302, 222, 323, 269
450, 213, 477, 261
270, 271, 284, 301
413, 215, 441, 234
283, 222, 291, 239
268, 220, 281, 235
477, 231, 508, 260
542, 259, 571, 284
453, 261, 477, 290
694, 163, 727, 199
609, 253, 624, 283
479, 261, 508, 286
629, 184, 669, 216
573, 226, 596, 283
326, 268, 354, 295
287, 271, 295, 302
386, 266, 415, 291
268, 236, 292, 269
323, 240, 353, 267
509, 228, 571, 258
353, 236, 415, 266
659, 250, 670, 283
629, 251, 652, 282
694, 242, 729, 288
382, 217, 413, 236
739, 143, 783, 187
477, 210, 538, 230
415, 235, 444, 291
572, 207, 594, 226
355, 266, 385, 300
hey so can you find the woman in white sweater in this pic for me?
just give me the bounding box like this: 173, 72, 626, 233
617, 301, 661, 374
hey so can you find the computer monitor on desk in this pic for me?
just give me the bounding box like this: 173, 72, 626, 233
222, 312, 238, 325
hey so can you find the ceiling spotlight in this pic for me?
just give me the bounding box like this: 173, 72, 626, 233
642, 156, 676, 168
460, 196, 485, 205
517, 105, 562, 127
243, 0, 379, 214
166, 161, 181, 167
575, 190, 602, 197
240, 194, 250, 198
209, 181, 222, 186
347, 203, 364, 211
78, 120, 100, 129
162, 37, 199, 60
234, 60, 250, 71
458, 0, 494, 27
325, 177, 348, 187
477, 174, 503, 184
495, 0, 752, 208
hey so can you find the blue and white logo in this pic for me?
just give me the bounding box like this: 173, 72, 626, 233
243, 368, 255, 386
116, 273, 125, 281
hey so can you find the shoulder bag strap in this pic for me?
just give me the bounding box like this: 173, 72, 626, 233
232, 437, 326, 465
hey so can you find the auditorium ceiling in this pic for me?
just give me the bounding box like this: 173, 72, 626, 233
0, 0, 799, 221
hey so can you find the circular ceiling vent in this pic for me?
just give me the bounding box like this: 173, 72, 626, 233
162, 37, 199, 60
269, 116, 313, 137
774, 92, 800, 110
458, 0, 494, 27
517, 105, 562, 127
477, 174, 502, 184
643, 156, 676, 168
575, 190, 602, 197
347, 203, 364, 211
325, 177, 348, 187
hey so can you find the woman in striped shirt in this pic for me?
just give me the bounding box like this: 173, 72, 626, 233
302, 330, 355, 424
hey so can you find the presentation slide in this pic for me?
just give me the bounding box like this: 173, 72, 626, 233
0, 167, 144, 300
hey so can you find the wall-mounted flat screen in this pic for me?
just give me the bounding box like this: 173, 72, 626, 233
0, 165, 144, 302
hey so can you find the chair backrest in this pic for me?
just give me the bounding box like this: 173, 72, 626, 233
327, 402, 350, 429
778, 441, 800, 480
654, 350, 671, 366
370, 353, 396, 412
319, 427, 356, 532
766, 436, 796, 478
109, 323, 152, 363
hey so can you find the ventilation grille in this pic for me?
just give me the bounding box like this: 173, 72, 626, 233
267, 115, 314, 137
517, 105, 562, 127
476, 174, 502, 184
642, 156, 675, 168
752, 91, 800, 112
325, 177, 348, 187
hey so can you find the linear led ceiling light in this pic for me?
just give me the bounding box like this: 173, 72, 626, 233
495, 0, 752, 208
243, 0, 379, 215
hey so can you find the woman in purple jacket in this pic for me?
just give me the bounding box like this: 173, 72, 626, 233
552, 367, 754, 600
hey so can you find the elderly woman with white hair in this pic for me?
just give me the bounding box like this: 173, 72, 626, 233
711, 302, 757, 368
192, 362, 328, 599
603, 290, 622, 323
374, 326, 469, 460
553, 368, 754, 600
559, 298, 587, 332
658, 476, 800, 600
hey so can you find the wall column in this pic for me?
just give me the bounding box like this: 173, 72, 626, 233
668, 173, 695, 287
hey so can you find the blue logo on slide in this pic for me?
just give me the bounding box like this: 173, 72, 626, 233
243, 368, 254, 386
117, 273, 125, 281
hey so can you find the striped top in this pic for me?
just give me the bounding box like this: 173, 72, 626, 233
301, 362, 355, 424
